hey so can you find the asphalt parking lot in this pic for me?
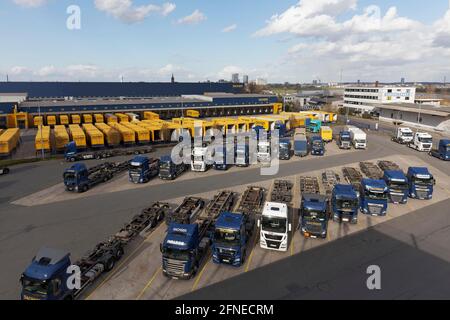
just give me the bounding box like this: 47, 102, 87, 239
0, 130, 448, 300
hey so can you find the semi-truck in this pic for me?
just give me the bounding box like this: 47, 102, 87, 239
128, 156, 159, 184
310, 136, 325, 156
235, 143, 249, 167
307, 120, 322, 133
377, 160, 408, 204
300, 193, 329, 239
63, 161, 130, 192
161, 191, 236, 279
347, 126, 367, 149
338, 130, 352, 149
407, 167, 435, 200
278, 138, 292, 160
159, 155, 187, 180
213, 144, 233, 170
258, 202, 291, 251
212, 186, 265, 267
360, 179, 389, 216
294, 128, 308, 157
331, 184, 359, 224
429, 139, 450, 161
21, 202, 169, 300
392, 127, 414, 144
191, 146, 210, 172
409, 132, 433, 152
64, 141, 153, 162
257, 140, 271, 166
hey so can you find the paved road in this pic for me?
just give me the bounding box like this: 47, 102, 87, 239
183, 198, 450, 300
0, 132, 447, 299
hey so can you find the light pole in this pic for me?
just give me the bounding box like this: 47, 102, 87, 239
38, 103, 44, 159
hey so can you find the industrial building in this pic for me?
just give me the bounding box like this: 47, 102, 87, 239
343, 86, 416, 113
0, 82, 280, 128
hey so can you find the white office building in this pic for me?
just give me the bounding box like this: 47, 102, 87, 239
343, 86, 416, 113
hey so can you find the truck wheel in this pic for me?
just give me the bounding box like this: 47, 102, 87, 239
104, 258, 115, 272
3, 168, 9, 174
115, 247, 124, 260
70, 157, 76, 162
95, 154, 101, 160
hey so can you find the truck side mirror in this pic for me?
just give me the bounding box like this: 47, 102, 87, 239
159, 243, 163, 253
433, 179, 436, 186
288, 224, 292, 232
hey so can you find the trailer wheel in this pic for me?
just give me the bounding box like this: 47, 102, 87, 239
70, 157, 76, 162
3, 168, 10, 175
95, 154, 101, 160
104, 258, 115, 272
115, 247, 124, 260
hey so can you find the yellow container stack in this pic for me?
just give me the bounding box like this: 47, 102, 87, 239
143, 111, 160, 121
46, 115, 57, 127
68, 124, 87, 149
110, 123, 135, 145
71, 114, 81, 125
115, 113, 129, 123
94, 114, 104, 123
122, 122, 150, 144
0, 128, 20, 156
95, 123, 121, 147
54, 125, 70, 151
83, 114, 93, 124
35, 126, 51, 153
33, 116, 43, 127
59, 115, 69, 125
82, 123, 105, 148
105, 113, 118, 124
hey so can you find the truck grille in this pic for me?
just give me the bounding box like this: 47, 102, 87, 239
368, 205, 382, 215
305, 223, 322, 234
423, 144, 431, 149
165, 259, 185, 275
416, 190, 429, 199
265, 234, 283, 241
193, 165, 202, 171
218, 249, 235, 263
266, 240, 281, 249
390, 194, 404, 204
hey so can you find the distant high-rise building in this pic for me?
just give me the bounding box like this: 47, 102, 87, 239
401, 77, 405, 85
312, 80, 318, 85
232, 73, 240, 83
171, 74, 175, 83
256, 78, 267, 86
243, 75, 249, 84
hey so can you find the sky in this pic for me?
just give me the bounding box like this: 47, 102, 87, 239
0, 0, 450, 83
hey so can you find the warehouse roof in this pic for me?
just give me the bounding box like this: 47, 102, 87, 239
373, 103, 450, 117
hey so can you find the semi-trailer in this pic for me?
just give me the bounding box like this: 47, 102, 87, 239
68, 125, 87, 150
59, 115, 69, 126
165, 197, 205, 225
63, 161, 130, 192
128, 156, 159, 184
159, 155, 187, 180
83, 114, 93, 124
342, 167, 363, 195
270, 180, 293, 204
429, 139, 450, 160
331, 184, 359, 224
82, 124, 105, 148
212, 186, 265, 267
95, 123, 121, 147
21, 202, 169, 300
359, 162, 384, 180
64, 141, 153, 162
161, 191, 236, 279
349, 127, 367, 149
54, 125, 70, 152
360, 179, 389, 216
294, 128, 308, 157
321, 170, 341, 196
34, 126, 51, 154
407, 167, 435, 200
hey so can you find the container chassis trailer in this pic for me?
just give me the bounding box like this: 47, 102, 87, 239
322, 170, 341, 196
342, 167, 363, 193
377, 160, 401, 172
359, 162, 384, 180
65, 142, 153, 162
237, 186, 266, 217
299, 176, 320, 195
270, 180, 293, 204
165, 197, 206, 225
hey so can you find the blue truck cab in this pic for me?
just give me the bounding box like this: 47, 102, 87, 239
430, 139, 450, 161
338, 131, 352, 149
20, 247, 72, 300
300, 194, 329, 238
129, 156, 159, 184
407, 167, 435, 200
383, 170, 409, 204
63, 163, 89, 192
310, 136, 325, 156
331, 184, 359, 224
307, 120, 322, 133
360, 179, 389, 216
279, 138, 292, 160
212, 212, 250, 267
161, 223, 209, 280
64, 141, 82, 161
273, 122, 287, 137
159, 155, 186, 180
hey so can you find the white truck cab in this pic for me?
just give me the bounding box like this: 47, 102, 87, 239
347, 126, 367, 149
410, 132, 433, 152
257, 140, 271, 166
258, 202, 291, 252
191, 147, 209, 172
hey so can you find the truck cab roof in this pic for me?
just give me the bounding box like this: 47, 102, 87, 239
408, 167, 432, 178
262, 202, 288, 218
160, 155, 173, 163
310, 136, 323, 142
439, 139, 450, 147
164, 223, 198, 250
66, 163, 87, 173
333, 184, 358, 199
23, 247, 71, 281
361, 178, 388, 190
416, 132, 432, 138
340, 130, 350, 136
216, 212, 243, 230
398, 127, 413, 133
131, 156, 148, 164
301, 194, 328, 211
384, 170, 407, 182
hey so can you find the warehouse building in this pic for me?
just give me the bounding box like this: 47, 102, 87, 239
375, 103, 450, 133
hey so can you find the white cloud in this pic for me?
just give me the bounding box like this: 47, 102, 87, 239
10, 66, 30, 75
13, 0, 47, 8
94, 0, 176, 23
217, 66, 243, 80
177, 9, 207, 25
222, 24, 237, 33
35, 65, 56, 77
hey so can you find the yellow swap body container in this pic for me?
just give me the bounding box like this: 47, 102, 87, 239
95, 123, 121, 147
94, 114, 104, 123
46, 115, 57, 127
110, 123, 135, 145
35, 126, 51, 153
0, 128, 20, 156
83, 114, 93, 124
320, 126, 333, 142
68, 124, 87, 149
82, 124, 105, 148
59, 115, 69, 125
115, 113, 129, 123
122, 122, 150, 144
54, 125, 69, 151
71, 114, 81, 125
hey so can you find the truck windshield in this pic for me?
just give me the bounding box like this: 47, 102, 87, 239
402, 132, 413, 137
214, 228, 240, 246
63, 172, 76, 180
194, 156, 204, 162
336, 199, 358, 209
365, 190, 388, 200
313, 141, 322, 147
389, 181, 408, 189
341, 136, 350, 141
418, 137, 432, 143
303, 209, 327, 220
412, 176, 434, 186
130, 164, 142, 173
163, 247, 190, 261
262, 216, 287, 233
160, 162, 172, 170
21, 277, 48, 296
355, 139, 366, 143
